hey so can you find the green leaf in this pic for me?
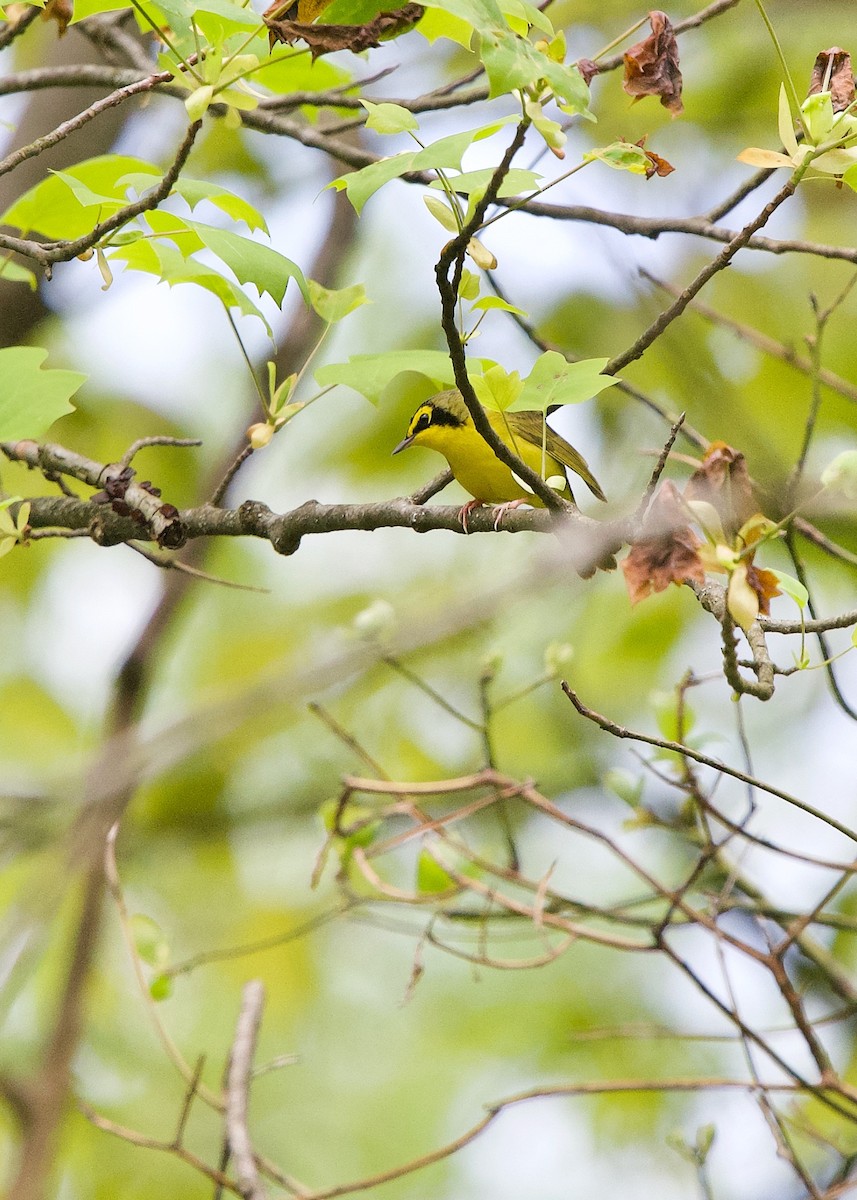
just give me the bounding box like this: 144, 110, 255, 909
149, 973, 174, 1001
470, 363, 523, 411
185, 84, 215, 121
361, 99, 419, 135
428, 167, 539, 196
252, 46, 349, 98
603, 768, 644, 809
770, 570, 808, 609
110, 239, 273, 333
186, 220, 308, 304
49, 168, 127, 211
411, 120, 514, 171
308, 280, 369, 323
458, 269, 480, 300
821, 449, 857, 498
584, 142, 652, 175
315, 349, 493, 404
514, 352, 618, 411
417, 6, 476, 47
419, 0, 504, 33
121, 173, 268, 232
423, 194, 460, 231
477, 22, 590, 111
152, 0, 260, 33
651, 689, 695, 742
416, 849, 457, 894
0, 348, 84, 440
330, 152, 417, 214
470, 295, 527, 316
331, 119, 515, 212
70, 0, 137, 21
0, 259, 37, 290
1, 155, 157, 238
130, 913, 171, 969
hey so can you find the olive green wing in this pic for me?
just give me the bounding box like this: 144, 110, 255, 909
506, 410, 606, 502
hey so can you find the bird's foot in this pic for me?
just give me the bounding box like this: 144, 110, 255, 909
491, 499, 525, 530
458, 498, 485, 534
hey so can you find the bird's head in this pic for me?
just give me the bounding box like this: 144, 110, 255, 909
392, 390, 471, 455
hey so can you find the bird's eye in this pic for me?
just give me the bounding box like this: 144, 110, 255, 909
417, 411, 431, 430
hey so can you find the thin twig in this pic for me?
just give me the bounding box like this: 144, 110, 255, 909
226, 982, 267, 1200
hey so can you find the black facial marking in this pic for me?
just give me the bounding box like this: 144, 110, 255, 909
425, 404, 463, 428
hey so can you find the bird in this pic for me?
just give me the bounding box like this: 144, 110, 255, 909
392, 388, 606, 529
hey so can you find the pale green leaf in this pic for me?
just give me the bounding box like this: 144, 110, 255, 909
770, 570, 808, 609
778, 83, 799, 158
361, 99, 419, 135
821, 449, 857, 498
315, 349, 493, 404
470, 364, 523, 411
185, 84, 215, 121
470, 296, 527, 316
423, 194, 460, 231
428, 166, 539, 196
0, 347, 84, 439
130, 913, 171, 969
514, 352, 618, 411
308, 281, 369, 323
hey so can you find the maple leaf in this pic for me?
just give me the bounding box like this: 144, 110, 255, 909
623, 10, 683, 115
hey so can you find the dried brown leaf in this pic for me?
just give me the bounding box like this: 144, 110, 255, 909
633, 135, 675, 179
623, 10, 683, 115
576, 58, 600, 87
808, 47, 855, 112
43, 0, 72, 36
264, 2, 423, 58
622, 481, 705, 604
684, 441, 756, 538
746, 563, 781, 616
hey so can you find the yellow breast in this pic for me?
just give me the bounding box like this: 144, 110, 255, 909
417, 415, 570, 506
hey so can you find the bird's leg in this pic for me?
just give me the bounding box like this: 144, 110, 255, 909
491, 499, 526, 530
458, 498, 485, 533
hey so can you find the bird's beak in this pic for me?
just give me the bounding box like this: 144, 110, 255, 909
392, 434, 414, 455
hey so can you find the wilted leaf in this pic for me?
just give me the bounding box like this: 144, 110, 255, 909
636, 135, 675, 178
747, 563, 781, 615
621, 481, 705, 605
264, 1, 424, 58
576, 57, 599, 87
623, 10, 683, 115
808, 47, 855, 113
736, 147, 796, 170
42, 0, 72, 35
683, 442, 756, 539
